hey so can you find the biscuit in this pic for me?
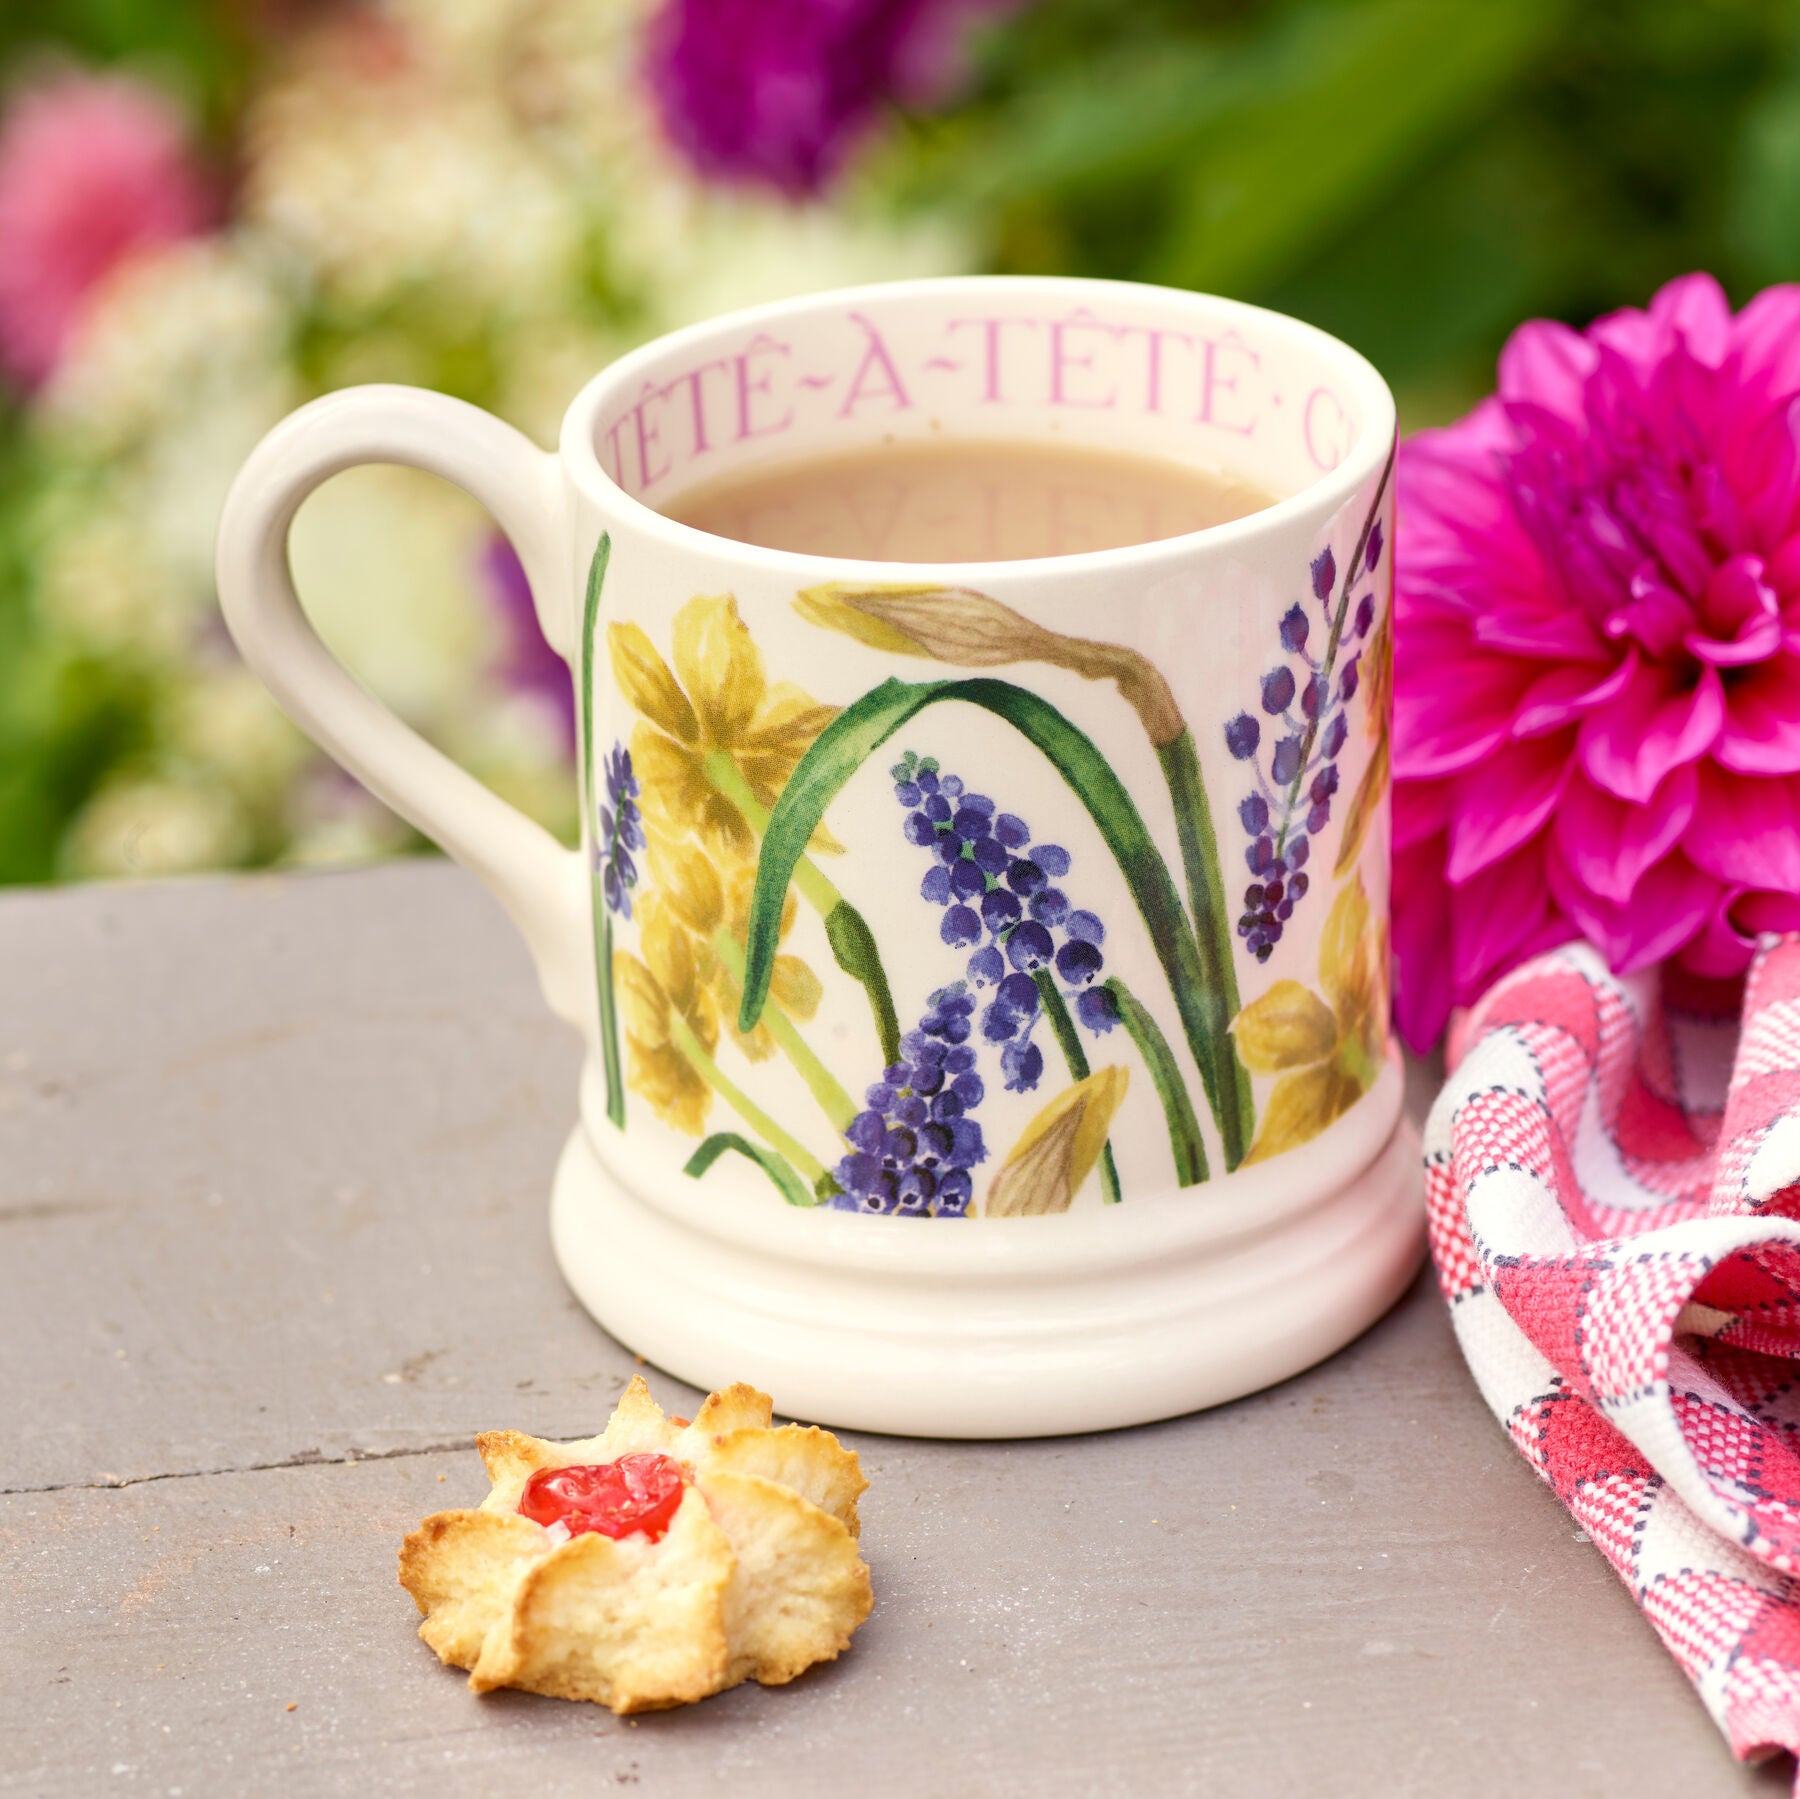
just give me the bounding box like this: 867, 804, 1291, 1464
399, 1377, 872, 1711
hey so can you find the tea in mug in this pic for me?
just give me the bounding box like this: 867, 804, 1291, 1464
665, 436, 1272, 562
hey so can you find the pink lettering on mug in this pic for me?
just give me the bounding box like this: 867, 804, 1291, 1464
672, 358, 728, 459
945, 315, 1040, 404
734, 335, 794, 441
839, 312, 912, 416
1197, 331, 1259, 436
1117, 323, 1195, 415
1303, 386, 1350, 470
1048, 309, 1120, 411
631, 379, 673, 491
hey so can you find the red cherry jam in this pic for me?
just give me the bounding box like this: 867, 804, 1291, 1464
519, 1454, 689, 1542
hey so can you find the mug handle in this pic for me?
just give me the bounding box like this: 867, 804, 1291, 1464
215, 384, 590, 1031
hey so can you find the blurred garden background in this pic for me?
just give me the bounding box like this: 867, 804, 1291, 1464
1, 0, 1797, 885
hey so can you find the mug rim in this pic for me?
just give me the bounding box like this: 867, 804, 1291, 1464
558, 273, 1396, 576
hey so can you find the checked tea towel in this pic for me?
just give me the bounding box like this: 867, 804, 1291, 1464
1427, 934, 1800, 1775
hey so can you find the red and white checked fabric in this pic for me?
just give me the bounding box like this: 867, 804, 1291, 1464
1428, 935, 1800, 1779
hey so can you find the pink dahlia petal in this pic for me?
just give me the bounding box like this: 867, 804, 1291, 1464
1547, 846, 1715, 972
1392, 837, 1455, 1054
1496, 318, 1595, 422
1685, 553, 1782, 665
1734, 889, 1800, 941
1451, 841, 1564, 999
1728, 394, 1800, 546
1396, 402, 1520, 538
1676, 885, 1800, 980
1684, 761, 1800, 891
1609, 570, 1692, 658
1511, 659, 1633, 737
1392, 645, 1521, 777
1714, 649, 1800, 775
1730, 283, 1800, 407
1773, 533, 1800, 596
1680, 891, 1758, 979
1552, 765, 1698, 906
1576, 660, 1723, 801
1588, 295, 1675, 377
1393, 775, 1453, 852
1470, 599, 1611, 665
0, 71, 212, 387
1651, 271, 1735, 366
1445, 737, 1570, 882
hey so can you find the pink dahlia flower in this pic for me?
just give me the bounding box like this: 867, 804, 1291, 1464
0, 71, 214, 388
1393, 273, 1800, 1051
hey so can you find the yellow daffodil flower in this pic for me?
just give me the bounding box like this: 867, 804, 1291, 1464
986, 1066, 1130, 1217
609, 594, 840, 861
614, 892, 721, 1137
1231, 873, 1387, 1164
645, 831, 824, 1065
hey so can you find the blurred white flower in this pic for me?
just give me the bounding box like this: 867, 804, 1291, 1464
164, 662, 310, 801
63, 778, 253, 880
40, 236, 295, 457
242, 20, 587, 317
36, 495, 197, 663
641, 196, 973, 334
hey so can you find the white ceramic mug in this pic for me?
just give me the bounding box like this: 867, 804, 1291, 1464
217, 276, 1421, 1437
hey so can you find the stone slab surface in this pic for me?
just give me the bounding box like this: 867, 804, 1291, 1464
0, 861, 1785, 1796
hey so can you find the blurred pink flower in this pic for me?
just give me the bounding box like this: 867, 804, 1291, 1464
644, 0, 1015, 196
1393, 273, 1800, 1050
0, 71, 215, 387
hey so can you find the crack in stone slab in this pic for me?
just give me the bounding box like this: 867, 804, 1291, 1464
3, 1438, 474, 1496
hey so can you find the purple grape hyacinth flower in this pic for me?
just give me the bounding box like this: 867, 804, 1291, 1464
892, 749, 1116, 1093
597, 743, 643, 919
1224, 539, 1374, 960
830, 985, 987, 1217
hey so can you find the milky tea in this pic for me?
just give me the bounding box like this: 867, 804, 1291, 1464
666, 436, 1272, 563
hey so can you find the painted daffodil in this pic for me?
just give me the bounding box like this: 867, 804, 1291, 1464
644, 830, 826, 1067
986, 1065, 1130, 1217
614, 892, 722, 1137
1231, 873, 1387, 1164
609, 594, 840, 861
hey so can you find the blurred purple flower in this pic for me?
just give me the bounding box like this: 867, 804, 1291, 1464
644, 0, 1016, 195
481, 535, 575, 756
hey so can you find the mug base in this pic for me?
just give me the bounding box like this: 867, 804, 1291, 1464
549, 1114, 1426, 1439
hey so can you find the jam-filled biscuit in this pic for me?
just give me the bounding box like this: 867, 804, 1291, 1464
398, 1378, 871, 1712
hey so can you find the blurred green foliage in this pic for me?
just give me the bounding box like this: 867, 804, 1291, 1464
0, 0, 252, 127
896, 0, 1800, 423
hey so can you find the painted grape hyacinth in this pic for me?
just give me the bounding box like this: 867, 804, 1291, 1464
830, 988, 988, 1217
892, 750, 1116, 1093
597, 742, 644, 918
1223, 524, 1383, 961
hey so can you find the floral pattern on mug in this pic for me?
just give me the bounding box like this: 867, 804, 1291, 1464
586, 445, 1394, 1215
609, 593, 841, 862
1229, 872, 1387, 1165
